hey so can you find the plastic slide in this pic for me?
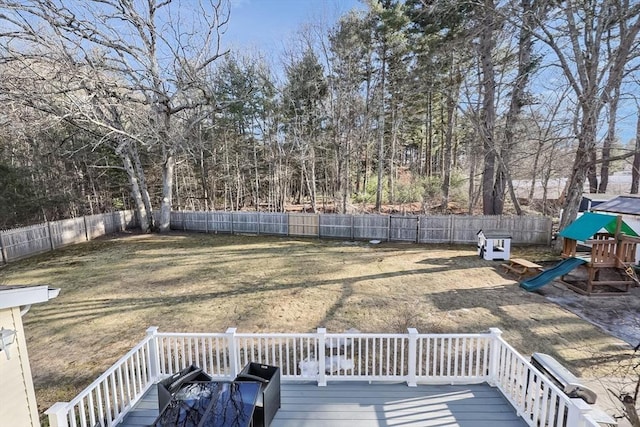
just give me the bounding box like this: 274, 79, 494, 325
520, 257, 587, 291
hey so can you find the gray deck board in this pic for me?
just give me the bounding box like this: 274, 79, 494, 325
119, 382, 527, 427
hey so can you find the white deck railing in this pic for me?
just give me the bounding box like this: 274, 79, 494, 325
491, 335, 600, 427
46, 327, 601, 427
46, 333, 156, 427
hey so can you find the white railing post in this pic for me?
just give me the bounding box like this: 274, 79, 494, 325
407, 328, 418, 387
488, 328, 502, 386
566, 399, 592, 427
317, 328, 327, 387
146, 326, 161, 380
45, 402, 69, 427
226, 328, 238, 378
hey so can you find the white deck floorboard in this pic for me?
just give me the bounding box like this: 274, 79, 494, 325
119, 382, 528, 427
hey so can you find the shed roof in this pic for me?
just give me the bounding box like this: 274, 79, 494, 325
559, 212, 638, 241
591, 195, 640, 215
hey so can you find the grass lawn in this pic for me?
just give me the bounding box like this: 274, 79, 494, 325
0, 232, 633, 420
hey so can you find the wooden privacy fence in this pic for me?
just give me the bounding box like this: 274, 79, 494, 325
0, 211, 137, 264
170, 211, 552, 245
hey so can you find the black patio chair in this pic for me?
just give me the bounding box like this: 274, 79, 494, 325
157, 365, 212, 414
234, 363, 281, 427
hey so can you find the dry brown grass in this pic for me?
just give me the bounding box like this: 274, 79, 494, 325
0, 232, 634, 420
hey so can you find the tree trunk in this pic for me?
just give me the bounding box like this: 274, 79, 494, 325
375, 52, 386, 212
441, 77, 456, 212
388, 102, 397, 205
306, 144, 317, 213
159, 154, 175, 232
622, 395, 640, 427
631, 109, 640, 194
479, 0, 498, 215
492, 168, 506, 214
199, 148, 209, 211
129, 144, 153, 227
587, 147, 598, 193
558, 113, 598, 234
343, 137, 350, 213
254, 143, 260, 211
120, 150, 150, 233
599, 85, 620, 193
425, 91, 433, 176
502, 0, 534, 215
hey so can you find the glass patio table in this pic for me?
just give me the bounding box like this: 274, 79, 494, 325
153, 381, 261, 427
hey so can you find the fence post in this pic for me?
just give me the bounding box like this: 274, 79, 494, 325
83, 216, 90, 241
317, 328, 327, 387
415, 217, 420, 244
0, 232, 7, 265
285, 212, 291, 237
47, 221, 55, 251
230, 213, 234, 235
488, 328, 502, 386
146, 327, 161, 380
45, 402, 70, 427
407, 328, 418, 387
350, 214, 354, 241
226, 327, 238, 378
387, 215, 391, 242
449, 215, 454, 244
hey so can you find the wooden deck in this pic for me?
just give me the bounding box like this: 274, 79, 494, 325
120, 382, 527, 427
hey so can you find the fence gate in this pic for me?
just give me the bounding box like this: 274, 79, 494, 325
389, 216, 419, 242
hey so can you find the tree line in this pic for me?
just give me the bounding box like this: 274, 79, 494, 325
1, 0, 640, 233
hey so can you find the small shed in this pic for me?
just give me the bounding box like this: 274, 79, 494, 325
0, 285, 59, 427
477, 230, 511, 261
591, 194, 640, 215
579, 193, 618, 212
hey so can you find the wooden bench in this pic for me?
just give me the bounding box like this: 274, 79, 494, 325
501, 258, 543, 280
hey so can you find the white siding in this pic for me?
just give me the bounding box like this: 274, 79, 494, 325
0, 307, 40, 427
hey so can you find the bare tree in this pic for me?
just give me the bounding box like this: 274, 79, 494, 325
0, 0, 229, 231
501, 0, 541, 215
533, 0, 640, 232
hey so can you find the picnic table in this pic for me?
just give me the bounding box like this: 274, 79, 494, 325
502, 258, 543, 280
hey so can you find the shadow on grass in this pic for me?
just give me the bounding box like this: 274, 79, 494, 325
429, 285, 634, 370
30, 261, 482, 331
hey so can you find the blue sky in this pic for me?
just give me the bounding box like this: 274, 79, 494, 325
223, 0, 363, 54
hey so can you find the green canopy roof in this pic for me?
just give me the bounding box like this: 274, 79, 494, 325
559, 212, 639, 241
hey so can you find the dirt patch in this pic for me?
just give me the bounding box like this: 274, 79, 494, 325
0, 233, 636, 423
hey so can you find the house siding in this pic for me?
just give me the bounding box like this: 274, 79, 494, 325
0, 307, 40, 427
